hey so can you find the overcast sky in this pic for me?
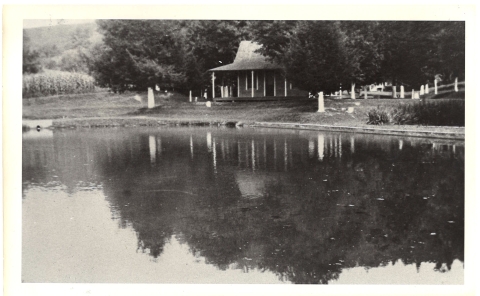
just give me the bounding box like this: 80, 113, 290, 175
23, 19, 95, 29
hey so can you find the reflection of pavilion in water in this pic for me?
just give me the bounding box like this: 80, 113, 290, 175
145, 130, 464, 173
22, 128, 465, 284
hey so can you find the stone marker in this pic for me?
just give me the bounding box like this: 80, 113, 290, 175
411, 89, 415, 99
351, 83, 355, 100
155, 84, 160, 91
148, 87, 154, 108
317, 92, 325, 113
400, 85, 405, 98
420, 85, 424, 96
454, 77, 458, 92
195, 97, 198, 102
134, 94, 141, 102
434, 79, 438, 94
425, 84, 429, 94
347, 107, 354, 113
414, 91, 420, 99
392, 85, 397, 98
189, 90, 192, 102
364, 89, 367, 99
206, 101, 212, 108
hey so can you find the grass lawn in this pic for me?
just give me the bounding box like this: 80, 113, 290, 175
22, 90, 465, 134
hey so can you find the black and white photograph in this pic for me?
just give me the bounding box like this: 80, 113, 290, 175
3, 4, 476, 296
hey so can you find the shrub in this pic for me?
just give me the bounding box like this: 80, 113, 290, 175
23, 70, 95, 98
392, 100, 464, 126
368, 100, 465, 126
366, 107, 391, 125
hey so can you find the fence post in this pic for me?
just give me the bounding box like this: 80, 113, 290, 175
425, 83, 429, 94
351, 83, 355, 100
454, 77, 458, 92
189, 90, 192, 102
420, 85, 424, 96
434, 79, 438, 94
317, 92, 325, 113
400, 85, 405, 98
392, 85, 397, 98
411, 89, 415, 99
148, 87, 154, 108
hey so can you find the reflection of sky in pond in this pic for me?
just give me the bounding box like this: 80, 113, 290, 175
22, 127, 464, 284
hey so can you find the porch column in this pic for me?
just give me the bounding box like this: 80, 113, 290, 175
251, 70, 254, 98
263, 70, 266, 97
220, 77, 224, 98
211, 72, 215, 99
284, 77, 287, 96
274, 72, 276, 96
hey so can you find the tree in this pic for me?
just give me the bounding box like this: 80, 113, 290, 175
92, 20, 187, 90
23, 30, 41, 74
280, 21, 350, 93
340, 21, 384, 92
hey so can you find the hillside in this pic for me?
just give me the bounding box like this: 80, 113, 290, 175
24, 22, 103, 73
25, 22, 102, 53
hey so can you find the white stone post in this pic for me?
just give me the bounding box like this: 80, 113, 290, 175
189, 90, 192, 102
454, 77, 458, 92
237, 73, 240, 97
148, 87, 154, 108
364, 88, 367, 99
419, 85, 424, 96
434, 79, 438, 94
351, 83, 355, 99
400, 85, 405, 98
284, 77, 287, 97
211, 72, 215, 99
411, 89, 415, 99
425, 84, 429, 94
392, 85, 397, 98
317, 92, 325, 113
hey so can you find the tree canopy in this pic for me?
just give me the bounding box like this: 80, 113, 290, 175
83, 20, 465, 93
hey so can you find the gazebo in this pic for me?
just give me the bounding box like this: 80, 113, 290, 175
208, 41, 308, 101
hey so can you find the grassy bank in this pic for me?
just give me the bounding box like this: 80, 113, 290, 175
23, 90, 465, 135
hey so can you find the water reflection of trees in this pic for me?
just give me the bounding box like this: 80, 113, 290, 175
22, 128, 464, 283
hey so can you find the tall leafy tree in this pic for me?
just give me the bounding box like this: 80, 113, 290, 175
282, 21, 349, 93
92, 20, 187, 90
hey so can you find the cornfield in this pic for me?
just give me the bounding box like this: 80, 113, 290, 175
23, 71, 95, 98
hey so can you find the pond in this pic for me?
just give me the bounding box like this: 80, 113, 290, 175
22, 126, 464, 284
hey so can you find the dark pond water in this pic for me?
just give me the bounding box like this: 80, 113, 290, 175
22, 127, 464, 284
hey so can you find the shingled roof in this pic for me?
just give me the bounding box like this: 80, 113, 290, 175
208, 41, 280, 72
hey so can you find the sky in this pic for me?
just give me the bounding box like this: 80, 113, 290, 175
23, 19, 95, 29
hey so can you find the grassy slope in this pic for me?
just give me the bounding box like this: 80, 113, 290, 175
23, 90, 465, 133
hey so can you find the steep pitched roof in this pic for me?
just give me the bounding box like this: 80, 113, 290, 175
208, 41, 280, 72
